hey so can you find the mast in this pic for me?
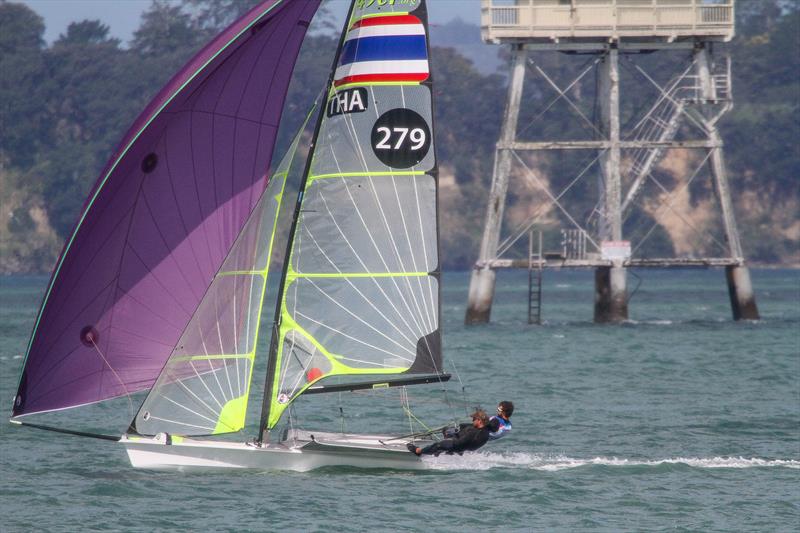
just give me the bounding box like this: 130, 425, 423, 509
257, 0, 359, 444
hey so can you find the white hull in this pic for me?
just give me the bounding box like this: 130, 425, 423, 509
122, 430, 428, 472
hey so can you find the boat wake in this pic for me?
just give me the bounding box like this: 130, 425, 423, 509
423, 452, 800, 471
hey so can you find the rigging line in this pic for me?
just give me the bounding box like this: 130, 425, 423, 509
517, 56, 601, 138
212, 285, 236, 401
338, 88, 433, 337
328, 174, 430, 341
497, 151, 603, 256
323, 150, 423, 337
365, 82, 437, 340
295, 224, 424, 347
168, 368, 226, 421
188, 359, 225, 410
276, 333, 300, 396
11, 421, 120, 442
294, 310, 415, 361
199, 325, 228, 408
385, 175, 436, 334
497, 151, 603, 254
411, 170, 436, 333
402, 405, 434, 433
284, 347, 316, 399
447, 356, 470, 418
145, 412, 215, 432
393, 83, 436, 339
28, 276, 119, 388
309, 189, 421, 345
531, 59, 606, 139
402, 386, 414, 437
305, 277, 419, 357
89, 337, 134, 419
391, 173, 435, 334
364, 172, 435, 337
511, 151, 602, 250
330, 353, 412, 368
161, 393, 224, 427
301, 200, 420, 348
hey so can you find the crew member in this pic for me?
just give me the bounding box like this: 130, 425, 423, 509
407, 410, 490, 456
487, 400, 514, 440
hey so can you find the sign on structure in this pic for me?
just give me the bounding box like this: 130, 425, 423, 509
601, 241, 631, 261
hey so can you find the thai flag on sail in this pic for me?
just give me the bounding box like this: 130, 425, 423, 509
334, 14, 429, 87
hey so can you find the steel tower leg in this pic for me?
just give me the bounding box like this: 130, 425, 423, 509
466, 45, 527, 324
594, 47, 628, 323
695, 46, 759, 320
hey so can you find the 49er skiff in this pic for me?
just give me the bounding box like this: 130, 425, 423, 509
11, 0, 455, 471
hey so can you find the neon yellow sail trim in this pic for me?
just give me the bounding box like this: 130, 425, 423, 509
354, 10, 409, 21
308, 170, 425, 182
265, 268, 415, 429
171, 354, 254, 363
216, 270, 268, 277
213, 395, 248, 434
291, 272, 428, 279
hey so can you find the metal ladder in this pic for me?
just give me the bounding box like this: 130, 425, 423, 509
528, 230, 543, 325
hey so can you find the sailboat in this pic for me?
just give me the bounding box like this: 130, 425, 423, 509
11, 0, 453, 471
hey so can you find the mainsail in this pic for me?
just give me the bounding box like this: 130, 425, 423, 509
261, 0, 444, 431
12, 0, 321, 419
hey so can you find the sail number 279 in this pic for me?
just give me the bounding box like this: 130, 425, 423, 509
374, 127, 426, 151
370, 108, 431, 168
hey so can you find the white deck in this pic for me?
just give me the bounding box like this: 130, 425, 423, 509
481, 0, 734, 44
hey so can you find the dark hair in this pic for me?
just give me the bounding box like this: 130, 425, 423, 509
499, 401, 514, 417
470, 409, 489, 425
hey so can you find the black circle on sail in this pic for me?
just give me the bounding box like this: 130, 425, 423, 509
370, 108, 431, 168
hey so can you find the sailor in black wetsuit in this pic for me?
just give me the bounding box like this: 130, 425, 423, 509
407, 410, 490, 456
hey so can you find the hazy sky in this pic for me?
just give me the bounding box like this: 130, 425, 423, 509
19, 0, 481, 44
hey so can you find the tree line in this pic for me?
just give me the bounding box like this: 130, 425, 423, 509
0, 0, 797, 272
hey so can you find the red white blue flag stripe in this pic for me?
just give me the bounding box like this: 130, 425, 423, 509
334, 14, 429, 87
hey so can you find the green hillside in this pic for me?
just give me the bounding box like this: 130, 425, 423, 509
0, 0, 797, 272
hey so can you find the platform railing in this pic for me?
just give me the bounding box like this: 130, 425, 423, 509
481, 0, 734, 42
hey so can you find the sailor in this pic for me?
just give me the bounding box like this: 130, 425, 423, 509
487, 401, 514, 440
407, 410, 491, 456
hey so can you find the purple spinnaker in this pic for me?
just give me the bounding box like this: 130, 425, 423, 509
12, 0, 321, 418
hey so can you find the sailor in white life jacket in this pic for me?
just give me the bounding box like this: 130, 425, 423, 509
487, 401, 514, 440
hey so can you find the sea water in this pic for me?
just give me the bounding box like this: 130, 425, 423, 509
1, 269, 797, 532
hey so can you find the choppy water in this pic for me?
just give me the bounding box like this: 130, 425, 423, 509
1, 269, 798, 532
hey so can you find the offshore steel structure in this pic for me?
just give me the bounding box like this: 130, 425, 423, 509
466, 0, 759, 324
